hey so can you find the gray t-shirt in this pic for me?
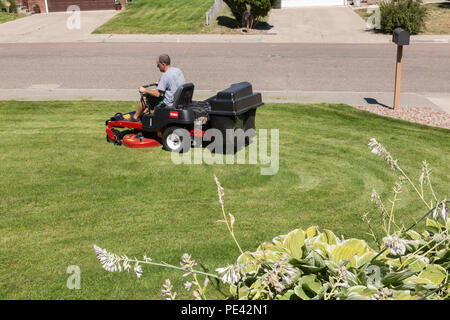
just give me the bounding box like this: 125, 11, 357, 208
157, 67, 185, 106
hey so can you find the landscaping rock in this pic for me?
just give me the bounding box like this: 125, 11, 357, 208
355, 105, 450, 130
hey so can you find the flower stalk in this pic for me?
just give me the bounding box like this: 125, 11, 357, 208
214, 175, 244, 255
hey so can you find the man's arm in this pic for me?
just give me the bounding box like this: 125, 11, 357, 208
139, 84, 162, 98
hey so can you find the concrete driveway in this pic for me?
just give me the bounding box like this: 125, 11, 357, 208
0, 10, 118, 43
268, 6, 390, 43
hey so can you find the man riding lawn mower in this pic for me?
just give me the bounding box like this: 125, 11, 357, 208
105, 55, 264, 153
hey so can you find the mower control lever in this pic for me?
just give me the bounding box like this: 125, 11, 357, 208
142, 83, 158, 88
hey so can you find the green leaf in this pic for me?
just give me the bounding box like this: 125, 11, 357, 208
436, 248, 450, 263
308, 241, 329, 258
405, 241, 424, 254
331, 239, 369, 263
305, 250, 326, 268
344, 286, 377, 300
418, 264, 447, 285
381, 269, 417, 286
237, 252, 259, 274
276, 289, 299, 300
392, 290, 418, 300
283, 229, 306, 260
403, 276, 434, 285
324, 260, 340, 273
271, 235, 287, 250
406, 257, 428, 272
318, 229, 338, 245
305, 226, 319, 238
254, 243, 285, 262
406, 230, 422, 241
237, 285, 250, 300
355, 252, 376, 268
426, 218, 445, 229
425, 218, 444, 234
294, 274, 322, 300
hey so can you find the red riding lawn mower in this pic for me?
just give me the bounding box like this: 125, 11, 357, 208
105, 82, 264, 153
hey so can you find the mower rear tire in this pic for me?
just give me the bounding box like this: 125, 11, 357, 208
162, 126, 191, 153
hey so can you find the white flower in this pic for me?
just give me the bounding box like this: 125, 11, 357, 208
368, 138, 399, 172
184, 281, 192, 291
282, 263, 297, 285
134, 264, 142, 278
432, 201, 448, 221
161, 279, 176, 300
93, 245, 121, 273
214, 175, 225, 206
192, 290, 202, 300
123, 259, 131, 272
181, 253, 197, 269
229, 213, 235, 230
266, 269, 285, 292
383, 236, 406, 256
216, 264, 241, 285
371, 288, 391, 300
203, 277, 210, 288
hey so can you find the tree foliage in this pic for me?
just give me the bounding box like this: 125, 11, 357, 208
224, 0, 278, 28
0, 0, 17, 13
379, 0, 427, 34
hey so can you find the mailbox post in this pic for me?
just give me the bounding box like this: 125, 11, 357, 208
392, 28, 410, 110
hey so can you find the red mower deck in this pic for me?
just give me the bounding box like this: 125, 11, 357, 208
122, 134, 161, 149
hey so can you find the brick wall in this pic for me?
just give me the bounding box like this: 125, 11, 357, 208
17, 0, 122, 13
47, 0, 116, 12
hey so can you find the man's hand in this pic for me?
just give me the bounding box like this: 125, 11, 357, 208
139, 86, 147, 94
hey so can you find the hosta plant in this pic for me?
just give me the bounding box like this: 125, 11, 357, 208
93, 139, 449, 300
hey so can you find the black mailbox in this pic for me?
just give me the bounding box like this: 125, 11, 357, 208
392, 28, 410, 46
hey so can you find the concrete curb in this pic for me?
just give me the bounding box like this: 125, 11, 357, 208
1, 89, 447, 113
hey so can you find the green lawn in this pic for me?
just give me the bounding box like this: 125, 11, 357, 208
93, 0, 215, 34
423, 2, 450, 35
0, 101, 448, 299
0, 12, 24, 24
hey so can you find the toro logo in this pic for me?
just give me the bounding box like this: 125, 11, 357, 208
169, 111, 179, 119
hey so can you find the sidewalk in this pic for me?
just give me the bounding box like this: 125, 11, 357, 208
1, 7, 449, 44
0, 10, 118, 43
267, 6, 390, 43
0, 88, 448, 114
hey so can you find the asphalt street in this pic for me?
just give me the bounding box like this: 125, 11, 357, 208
2, 42, 449, 93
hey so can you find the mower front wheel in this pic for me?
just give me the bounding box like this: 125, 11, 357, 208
106, 128, 122, 145
162, 126, 191, 153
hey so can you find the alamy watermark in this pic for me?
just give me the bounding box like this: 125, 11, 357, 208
66, 265, 81, 290
170, 126, 279, 175
66, 5, 81, 30
366, 5, 381, 30
364, 0, 391, 30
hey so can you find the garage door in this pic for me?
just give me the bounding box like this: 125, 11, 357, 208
47, 0, 115, 12
281, 0, 347, 7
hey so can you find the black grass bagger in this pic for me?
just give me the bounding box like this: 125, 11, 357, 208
105, 82, 264, 153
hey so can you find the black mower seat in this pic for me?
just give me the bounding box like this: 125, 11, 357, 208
172, 83, 194, 108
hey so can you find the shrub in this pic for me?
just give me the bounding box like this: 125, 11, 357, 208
0, 0, 17, 13
249, 0, 278, 24
223, 0, 277, 28
379, 0, 427, 34
223, 0, 247, 26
